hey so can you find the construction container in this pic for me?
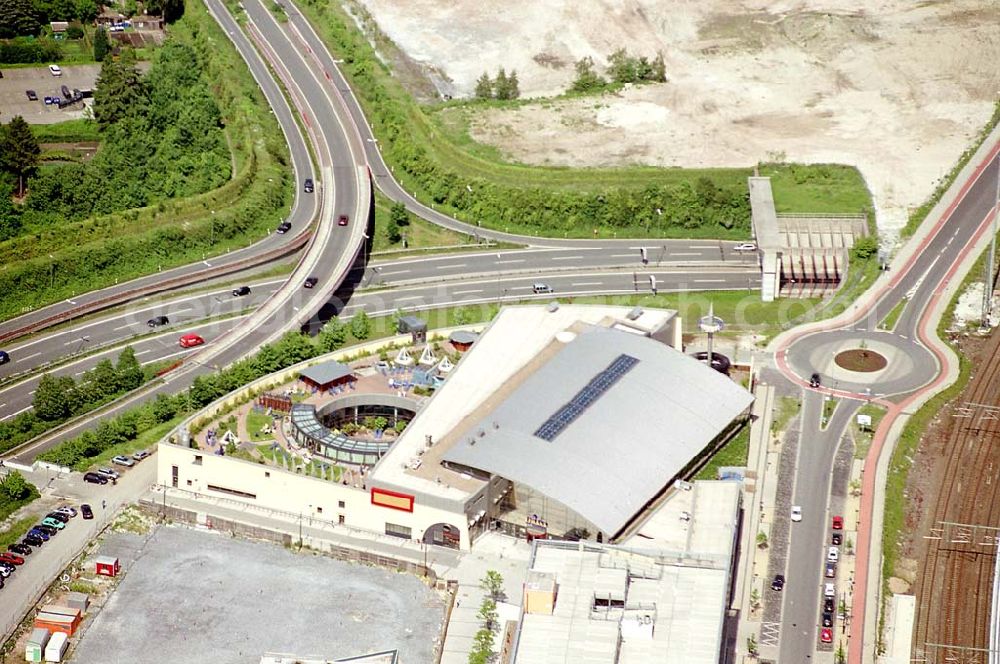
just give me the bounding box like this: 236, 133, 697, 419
43, 632, 67, 662
65, 592, 89, 613
95, 555, 119, 577
33, 606, 81, 636
25, 627, 50, 662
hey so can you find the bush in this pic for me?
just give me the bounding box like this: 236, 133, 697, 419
0, 38, 62, 64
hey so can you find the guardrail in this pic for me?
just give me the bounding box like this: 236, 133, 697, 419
0, 230, 311, 346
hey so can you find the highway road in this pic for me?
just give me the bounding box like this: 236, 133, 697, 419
776, 150, 1000, 662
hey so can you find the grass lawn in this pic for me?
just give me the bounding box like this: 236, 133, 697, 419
695, 424, 750, 480
771, 396, 801, 435
31, 119, 101, 143
853, 403, 886, 460
246, 409, 275, 442
370, 188, 480, 254
821, 397, 838, 427
0, 517, 37, 550
78, 417, 181, 472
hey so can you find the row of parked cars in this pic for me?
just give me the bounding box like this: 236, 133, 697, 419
82, 450, 150, 484
0, 505, 92, 591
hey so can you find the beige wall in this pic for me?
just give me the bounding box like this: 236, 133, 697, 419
156, 442, 472, 549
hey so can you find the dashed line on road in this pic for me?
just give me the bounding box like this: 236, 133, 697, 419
496, 259, 525, 264
693, 279, 726, 283
453, 289, 484, 295
0, 405, 32, 421
551, 256, 582, 261
436, 264, 465, 269
571, 282, 603, 287
16, 352, 41, 362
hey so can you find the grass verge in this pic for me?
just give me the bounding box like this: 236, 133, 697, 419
879, 299, 906, 332
695, 424, 750, 480
0, 517, 37, 550
853, 403, 886, 460
771, 396, 801, 435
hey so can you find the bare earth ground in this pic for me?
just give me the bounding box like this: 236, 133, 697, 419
356, 0, 1000, 243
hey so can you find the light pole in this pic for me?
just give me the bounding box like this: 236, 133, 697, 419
49, 253, 55, 289
210, 210, 215, 246
362, 232, 370, 284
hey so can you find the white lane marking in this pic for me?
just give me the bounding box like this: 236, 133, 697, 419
395, 296, 423, 302
16, 352, 41, 362
113, 322, 135, 332
691, 245, 717, 249
571, 282, 603, 286
65, 299, 77, 305
453, 289, 484, 295
28, 390, 35, 395
377, 269, 411, 276
134, 350, 152, 356
148, 348, 198, 363
496, 259, 525, 264
551, 256, 582, 261
693, 279, 726, 283
203, 260, 211, 266
609, 253, 636, 258
0, 405, 32, 421
436, 264, 465, 269
671, 252, 701, 257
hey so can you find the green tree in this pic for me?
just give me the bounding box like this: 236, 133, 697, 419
389, 201, 409, 226
0, 183, 22, 241
74, 0, 97, 20
386, 217, 402, 244
474, 71, 492, 99
493, 67, 509, 100
506, 69, 520, 99
0, 0, 41, 37
33, 373, 75, 421
851, 235, 878, 261
468, 628, 494, 664
0, 116, 41, 196
92, 57, 149, 129
480, 569, 505, 600
350, 310, 371, 340
87, 358, 120, 401
570, 56, 606, 93
317, 317, 347, 353
0, 469, 30, 501
115, 346, 144, 391
607, 48, 636, 84
274, 330, 316, 365
92, 26, 110, 62
651, 52, 666, 82
477, 597, 498, 631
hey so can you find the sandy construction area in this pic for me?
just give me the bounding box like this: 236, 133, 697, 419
356, 0, 999, 243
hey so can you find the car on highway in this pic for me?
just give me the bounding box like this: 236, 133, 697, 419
81, 504, 94, 519
48, 64, 62, 76
770, 574, 785, 591
148, 315, 170, 327
532, 283, 553, 294
26, 89, 37, 101
825, 561, 836, 578
40, 517, 65, 530
0, 350, 8, 364
337, 215, 349, 227
9, 543, 31, 556
832, 532, 842, 546
24, 534, 44, 547
820, 627, 833, 644
83, 472, 108, 485
790, 505, 802, 522
810, 372, 821, 388
304, 178, 314, 193
734, 242, 757, 252
303, 277, 318, 289
112, 455, 135, 467
133, 450, 151, 461
276, 221, 292, 234
832, 515, 844, 530
0, 552, 25, 566
827, 546, 839, 563
97, 467, 119, 480
179, 333, 205, 348
232, 286, 252, 297
822, 612, 833, 627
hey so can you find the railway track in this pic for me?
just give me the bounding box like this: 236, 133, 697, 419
912, 330, 1000, 661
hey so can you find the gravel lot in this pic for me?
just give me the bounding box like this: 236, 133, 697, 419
71, 526, 446, 664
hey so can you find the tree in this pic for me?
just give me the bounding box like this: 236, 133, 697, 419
92, 26, 110, 62
570, 56, 606, 93
75, 0, 97, 21
651, 52, 667, 82
386, 217, 402, 244
477, 598, 498, 632
467, 628, 494, 664
33, 373, 75, 421
0, 116, 40, 196
474, 72, 492, 99
851, 235, 878, 261
87, 358, 120, 401
0, 183, 22, 241
93, 57, 149, 129
350, 310, 371, 340
506, 70, 520, 99
0, 0, 41, 37
493, 67, 509, 100
116, 346, 145, 391
607, 48, 636, 84
317, 317, 347, 353
480, 569, 504, 601
0, 469, 30, 501
389, 201, 409, 227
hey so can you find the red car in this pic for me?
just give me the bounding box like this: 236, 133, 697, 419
337, 215, 349, 227
0, 552, 24, 566
178, 334, 205, 348
832, 515, 844, 530
820, 627, 833, 643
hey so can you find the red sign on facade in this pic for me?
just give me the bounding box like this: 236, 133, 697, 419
371, 487, 415, 512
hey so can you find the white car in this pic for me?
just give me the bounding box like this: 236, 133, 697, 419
824, 582, 836, 598
734, 242, 757, 252
97, 467, 120, 480
790, 505, 803, 522
48, 64, 62, 76
827, 546, 839, 563
112, 455, 135, 467
54, 506, 77, 518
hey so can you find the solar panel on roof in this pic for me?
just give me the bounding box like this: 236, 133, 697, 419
533, 354, 639, 441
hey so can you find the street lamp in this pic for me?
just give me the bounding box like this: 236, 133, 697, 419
361, 232, 370, 284
210, 210, 215, 246
49, 253, 55, 290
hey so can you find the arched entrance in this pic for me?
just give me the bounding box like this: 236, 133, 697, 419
422, 523, 461, 549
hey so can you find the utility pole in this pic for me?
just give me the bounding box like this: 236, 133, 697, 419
983, 155, 1000, 328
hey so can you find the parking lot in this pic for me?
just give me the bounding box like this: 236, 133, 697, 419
0, 64, 102, 124
70, 526, 446, 663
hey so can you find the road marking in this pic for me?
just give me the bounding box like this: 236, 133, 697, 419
693, 279, 726, 283
899, 335, 908, 340
551, 256, 582, 261
377, 269, 411, 275
28, 390, 34, 395
148, 348, 197, 363
496, 259, 525, 264
609, 253, 636, 258
691, 245, 717, 249
113, 322, 136, 332
670, 252, 701, 257
395, 296, 423, 302
16, 352, 41, 362
453, 289, 484, 295
134, 350, 151, 356
571, 282, 603, 286
203, 260, 211, 266
0, 405, 31, 421
437, 264, 465, 269
65, 299, 76, 305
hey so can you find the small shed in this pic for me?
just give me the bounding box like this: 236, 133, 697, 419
26, 627, 50, 662
34, 606, 80, 636
449, 330, 478, 352
397, 315, 427, 343
49, 21, 69, 33
95, 555, 120, 577
44, 631, 68, 662
65, 592, 89, 612
298, 361, 355, 393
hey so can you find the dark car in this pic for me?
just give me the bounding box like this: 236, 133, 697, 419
770, 574, 785, 591
824, 598, 834, 613
303, 276, 318, 289
60, 84, 70, 98
45, 512, 70, 523
26, 89, 37, 101
276, 221, 292, 234
303, 178, 314, 193
0, 350, 8, 364
23, 535, 43, 547
83, 472, 108, 485
822, 612, 833, 627
33, 524, 58, 536
337, 215, 349, 227
810, 372, 821, 388
832, 532, 842, 546
147, 315, 169, 327
232, 286, 252, 297
28, 528, 49, 541
9, 543, 31, 556
825, 561, 836, 578
81, 504, 94, 520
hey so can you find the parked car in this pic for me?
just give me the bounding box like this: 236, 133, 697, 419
303, 277, 318, 289
97, 467, 119, 480
790, 505, 803, 522
147, 315, 170, 327
337, 214, 349, 227
43, 96, 53, 105
232, 286, 251, 297
0, 552, 25, 566
825, 561, 836, 578
40, 517, 65, 530
60, 84, 70, 98
832, 515, 844, 530
0, 563, 12, 577
276, 221, 292, 234
55, 506, 77, 518
532, 283, 553, 294
81, 504, 94, 520
303, 178, 314, 193
824, 597, 835, 613
23, 535, 43, 547
83, 472, 108, 485
25, 89, 37, 101
0, 350, 8, 364
52, 96, 60, 105
832, 532, 843, 546
132, 450, 151, 461
770, 574, 785, 591
9, 543, 31, 556
33, 524, 58, 536
810, 372, 822, 388
824, 582, 835, 598
112, 455, 135, 467
827, 546, 839, 563
822, 612, 833, 627
48, 64, 62, 76
734, 242, 757, 252
820, 627, 833, 644
28, 528, 50, 541
45, 512, 70, 523
178, 334, 205, 348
